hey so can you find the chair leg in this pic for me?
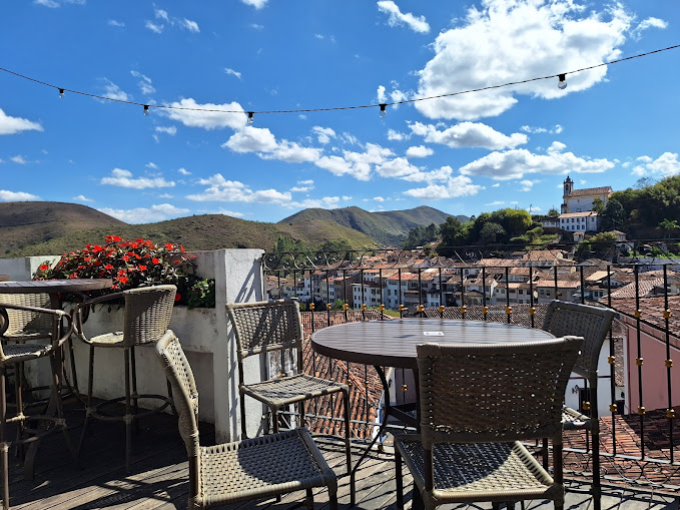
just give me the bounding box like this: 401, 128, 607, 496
272, 406, 280, 434
14, 362, 24, 459
49, 353, 76, 464
395, 447, 404, 510
240, 391, 248, 440
166, 380, 176, 415
343, 389, 352, 475
77, 344, 96, 461
328, 484, 338, 510
1, 368, 10, 510
592, 422, 601, 510
298, 400, 305, 428
124, 348, 132, 473
542, 437, 549, 469
130, 346, 140, 434
304, 488, 314, 509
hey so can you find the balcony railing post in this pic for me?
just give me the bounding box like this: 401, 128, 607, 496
607, 265, 617, 456
634, 265, 645, 458
663, 264, 675, 462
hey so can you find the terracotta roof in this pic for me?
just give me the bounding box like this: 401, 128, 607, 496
608, 277, 665, 299
567, 186, 613, 197
559, 211, 599, 218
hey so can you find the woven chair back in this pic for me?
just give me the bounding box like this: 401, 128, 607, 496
416, 336, 583, 448
155, 331, 200, 458
122, 285, 176, 347
542, 301, 615, 381
0, 292, 53, 338
227, 300, 304, 361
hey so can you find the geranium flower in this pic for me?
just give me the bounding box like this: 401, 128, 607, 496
152, 257, 160, 264
39, 264, 49, 271
104, 264, 114, 270
118, 276, 129, 284
165, 243, 174, 250
175, 293, 181, 302
139, 265, 147, 271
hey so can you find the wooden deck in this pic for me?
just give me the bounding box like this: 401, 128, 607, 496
5, 407, 679, 510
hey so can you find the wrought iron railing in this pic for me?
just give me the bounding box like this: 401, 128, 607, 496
263, 244, 680, 492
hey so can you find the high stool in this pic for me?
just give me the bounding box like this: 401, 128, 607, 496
73, 285, 176, 473
0, 302, 76, 510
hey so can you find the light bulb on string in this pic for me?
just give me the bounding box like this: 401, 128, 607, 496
247, 112, 254, 125
379, 104, 387, 118
59, 88, 64, 99
558, 74, 567, 90
144, 105, 150, 116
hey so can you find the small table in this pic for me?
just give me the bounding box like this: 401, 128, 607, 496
0, 279, 112, 478
311, 318, 556, 504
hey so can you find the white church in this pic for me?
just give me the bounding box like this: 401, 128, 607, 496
559, 176, 613, 233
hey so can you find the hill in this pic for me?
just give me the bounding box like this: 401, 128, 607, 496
0, 202, 126, 255
0, 203, 377, 258
280, 205, 467, 246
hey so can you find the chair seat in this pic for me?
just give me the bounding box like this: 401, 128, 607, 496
2, 330, 52, 342
86, 332, 126, 348
1, 342, 53, 364
242, 373, 348, 407
562, 406, 591, 430
197, 428, 336, 507
395, 436, 560, 504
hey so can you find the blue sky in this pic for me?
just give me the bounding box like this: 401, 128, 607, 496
0, 0, 678, 224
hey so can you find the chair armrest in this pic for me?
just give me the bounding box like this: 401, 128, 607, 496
77, 291, 126, 309
0, 303, 72, 348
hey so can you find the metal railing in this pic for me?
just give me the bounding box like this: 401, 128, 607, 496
263, 244, 680, 492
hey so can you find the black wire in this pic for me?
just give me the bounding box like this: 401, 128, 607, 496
0, 43, 678, 116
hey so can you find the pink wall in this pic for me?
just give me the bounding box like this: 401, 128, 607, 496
624, 316, 680, 413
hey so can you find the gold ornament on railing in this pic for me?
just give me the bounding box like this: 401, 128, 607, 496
634, 309, 641, 319
664, 309, 672, 319
401, 385, 408, 392
482, 306, 488, 314
505, 306, 513, 315
417, 305, 424, 313
343, 303, 349, 311
608, 356, 615, 364
438, 305, 444, 314
667, 409, 676, 419
529, 307, 536, 315
460, 305, 467, 314
326, 303, 331, 310
636, 357, 644, 366
638, 406, 645, 415
361, 303, 366, 311
582, 402, 591, 411
379, 304, 385, 311
666, 359, 673, 368
609, 404, 617, 413
309, 303, 315, 311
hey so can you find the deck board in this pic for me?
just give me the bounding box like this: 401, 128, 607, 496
4, 406, 678, 510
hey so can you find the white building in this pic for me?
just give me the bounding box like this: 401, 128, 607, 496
559, 211, 601, 232
561, 176, 613, 214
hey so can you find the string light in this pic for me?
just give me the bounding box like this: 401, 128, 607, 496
59, 88, 64, 99
379, 103, 387, 118
143, 105, 150, 116
558, 73, 567, 90
0, 44, 677, 118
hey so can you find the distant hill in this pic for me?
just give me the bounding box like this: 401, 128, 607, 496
280, 206, 468, 246
0, 202, 377, 258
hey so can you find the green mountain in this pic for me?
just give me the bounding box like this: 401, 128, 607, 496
0, 202, 377, 258
280, 206, 467, 246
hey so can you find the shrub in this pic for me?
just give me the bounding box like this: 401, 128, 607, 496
33, 236, 215, 307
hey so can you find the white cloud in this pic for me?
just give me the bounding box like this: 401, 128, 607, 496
404, 175, 482, 199
520, 179, 535, 192
73, 195, 94, 203
485, 200, 505, 206
155, 126, 177, 136
100, 168, 176, 189
146, 162, 158, 169
34, 0, 60, 7
312, 126, 336, 144
632, 17, 667, 39
165, 98, 246, 130
0, 190, 40, 201
377, 1, 430, 33
102, 80, 129, 101
250, 23, 264, 30
631, 153, 680, 177
316, 143, 393, 181
130, 70, 155, 95
460, 142, 615, 180
187, 174, 291, 204
145, 21, 164, 34
376, 157, 421, 179
406, 145, 433, 158
242, 0, 268, 9
387, 129, 409, 141
373, 196, 386, 202
155, 8, 169, 21
291, 179, 315, 192
99, 203, 189, 224
492, 183, 500, 188
181, 19, 200, 32
178, 168, 191, 176
288, 196, 342, 209
0, 109, 43, 135
218, 209, 245, 218
409, 121, 527, 150
521, 124, 563, 135
10, 155, 27, 164
225, 68, 242, 80
413, 0, 634, 120
108, 19, 125, 27
158, 193, 174, 199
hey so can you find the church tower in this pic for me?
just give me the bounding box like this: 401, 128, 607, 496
561, 176, 573, 213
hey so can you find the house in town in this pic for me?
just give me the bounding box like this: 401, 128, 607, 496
560, 175, 613, 214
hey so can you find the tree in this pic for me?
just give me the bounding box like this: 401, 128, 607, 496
437, 216, 466, 256
600, 198, 625, 231
592, 197, 604, 214
659, 218, 679, 240
479, 222, 506, 243
547, 208, 560, 218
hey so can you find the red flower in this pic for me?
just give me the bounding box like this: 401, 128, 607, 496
39, 264, 49, 271
139, 265, 147, 271
165, 243, 174, 250
174, 293, 181, 302
93, 245, 104, 253
122, 255, 130, 262
152, 257, 160, 264
105, 264, 114, 270
118, 276, 129, 284
180, 246, 185, 253
69, 273, 78, 279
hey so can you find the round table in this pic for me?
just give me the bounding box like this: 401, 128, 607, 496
311, 318, 556, 505
311, 318, 556, 369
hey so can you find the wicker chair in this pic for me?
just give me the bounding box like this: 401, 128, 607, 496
0, 293, 53, 343
226, 300, 351, 473
73, 285, 177, 473
394, 337, 584, 510
155, 331, 338, 510
542, 300, 616, 510
0, 302, 76, 510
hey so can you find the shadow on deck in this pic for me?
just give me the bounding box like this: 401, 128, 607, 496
5, 404, 679, 510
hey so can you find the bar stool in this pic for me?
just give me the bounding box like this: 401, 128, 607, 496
73, 285, 176, 472
0, 302, 76, 510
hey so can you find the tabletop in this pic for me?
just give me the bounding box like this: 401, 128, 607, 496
311, 318, 556, 369
0, 279, 112, 294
